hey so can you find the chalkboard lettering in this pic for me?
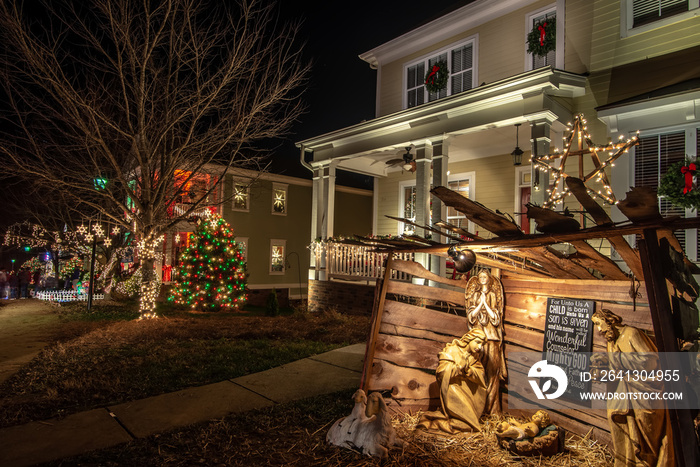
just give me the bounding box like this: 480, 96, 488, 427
542, 297, 595, 406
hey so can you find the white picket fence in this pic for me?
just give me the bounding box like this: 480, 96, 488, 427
319, 242, 415, 281
35, 291, 105, 302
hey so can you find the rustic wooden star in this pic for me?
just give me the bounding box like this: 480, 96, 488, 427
532, 114, 638, 208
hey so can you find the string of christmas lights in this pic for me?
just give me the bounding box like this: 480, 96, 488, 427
168, 214, 248, 311
530, 114, 639, 208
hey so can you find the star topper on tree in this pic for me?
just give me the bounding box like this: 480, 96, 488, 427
532, 114, 639, 209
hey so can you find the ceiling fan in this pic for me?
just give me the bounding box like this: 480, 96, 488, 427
385, 146, 416, 173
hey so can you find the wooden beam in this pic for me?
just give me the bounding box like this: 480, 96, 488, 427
361, 254, 395, 391
638, 230, 699, 467
387, 217, 700, 254
431, 186, 522, 237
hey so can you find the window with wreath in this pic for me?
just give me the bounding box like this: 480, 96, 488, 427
272, 183, 287, 215
405, 37, 475, 109
270, 239, 286, 274
634, 130, 698, 261
232, 181, 250, 211
527, 9, 556, 70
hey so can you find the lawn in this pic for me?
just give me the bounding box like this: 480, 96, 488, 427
0, 300, 614, 466
0, 300, 371, 428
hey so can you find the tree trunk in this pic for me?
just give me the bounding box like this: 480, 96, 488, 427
139, 255, 159, 319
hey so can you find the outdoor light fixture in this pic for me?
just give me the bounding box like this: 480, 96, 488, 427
447, 245, 477, 273
402, 147, 414, 171
511, 123, 524, 166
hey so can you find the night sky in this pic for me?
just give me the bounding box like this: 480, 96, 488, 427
271, 0, 469, 182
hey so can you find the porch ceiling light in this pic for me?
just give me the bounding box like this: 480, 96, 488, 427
511, 123, 524, 166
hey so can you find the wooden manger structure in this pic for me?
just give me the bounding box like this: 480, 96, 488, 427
353, 181, 700, 465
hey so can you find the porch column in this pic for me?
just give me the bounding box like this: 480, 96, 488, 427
430, 139, 448, 278
310, 160, 337, 280
414, 143, 433, 271
529, 120, 551, 232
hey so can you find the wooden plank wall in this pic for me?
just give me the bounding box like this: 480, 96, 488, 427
363, 259, 652, 448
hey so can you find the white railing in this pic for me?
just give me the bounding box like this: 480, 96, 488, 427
171, 203, 215, 219
35, 291, 105, 302
316, 242, 415, 281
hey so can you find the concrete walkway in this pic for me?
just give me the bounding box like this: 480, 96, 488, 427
0, 339, 366, 467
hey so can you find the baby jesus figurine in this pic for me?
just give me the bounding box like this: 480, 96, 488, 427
495, 410, 551, 440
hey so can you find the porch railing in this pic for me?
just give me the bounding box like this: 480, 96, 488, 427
314, 242, 415, 281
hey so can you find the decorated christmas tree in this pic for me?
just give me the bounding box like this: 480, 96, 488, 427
169, 214, 248, 311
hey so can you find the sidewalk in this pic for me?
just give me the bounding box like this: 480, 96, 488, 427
0, 343, 366, 467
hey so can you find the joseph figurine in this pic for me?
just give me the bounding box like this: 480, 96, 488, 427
591, 309, 675, 467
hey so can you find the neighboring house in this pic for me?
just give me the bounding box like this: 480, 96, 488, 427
160, 167, 372, 306
297, 0, 700, 289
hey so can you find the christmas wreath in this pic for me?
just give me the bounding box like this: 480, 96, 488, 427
527, 20, 556, 57
658, 158, 699, 210
424, 60, 449, 93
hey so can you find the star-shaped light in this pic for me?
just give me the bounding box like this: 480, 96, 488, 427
77, 224, 87, 235
532, 114, 638, 208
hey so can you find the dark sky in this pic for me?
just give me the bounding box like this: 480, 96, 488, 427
270, 0, 467, 182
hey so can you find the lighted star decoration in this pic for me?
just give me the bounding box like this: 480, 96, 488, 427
77, 224, 88, 235
272, 246, 283, 264
234, 186, 247, 205
532, 114, 639, 208
103, 238, 112, 247
273, 190, 286, 211
111, 226, 121, 236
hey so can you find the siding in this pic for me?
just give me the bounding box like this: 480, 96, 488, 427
375, 154, 520, 238
377, 0, 559, 116
335, 189, 373, 237
588, 0, 700, 72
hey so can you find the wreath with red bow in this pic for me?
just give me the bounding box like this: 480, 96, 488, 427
527, 20, 556, 57
424, 61, 449, 94
658, 158, 699, 210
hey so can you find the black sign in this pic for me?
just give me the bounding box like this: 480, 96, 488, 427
542, 297, 595, 405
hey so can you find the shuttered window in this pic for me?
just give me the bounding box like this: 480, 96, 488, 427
632, 0, 688, 27
406, 63, 425, 108
635, 131, 689, 252
451, 44, 473, 95
531, 11, 557, 70
405, 38, 475, 109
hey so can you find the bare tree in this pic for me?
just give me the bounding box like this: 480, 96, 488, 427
0, 0, 309, 317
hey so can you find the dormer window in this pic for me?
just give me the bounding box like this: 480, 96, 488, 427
404, 36, 477, 109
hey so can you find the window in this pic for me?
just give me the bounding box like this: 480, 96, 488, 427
446, 178, 471, 229
272, 183, 287, 215
404, 37, 476, 109
398, 172, 475, 235
621, 0, 698, 36
634, 130, 698, 261
527, 8, 557, 70
232, 180, 250, 212
632, 0, 689, 28
270, 239, 286, 274
237, 237, 249, 262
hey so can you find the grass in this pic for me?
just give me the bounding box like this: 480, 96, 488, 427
1, 299, 615, 466
0, 299, 370, 428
